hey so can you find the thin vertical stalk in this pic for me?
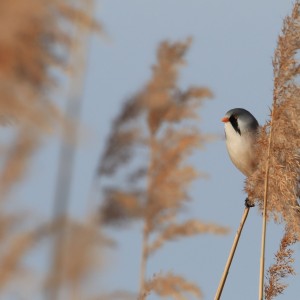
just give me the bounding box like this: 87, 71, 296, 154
139, 224, 149, 299
259, 109, 274, 300
214, 206, 250, 300
47, 1, 94, 299
138, 133, 155, 299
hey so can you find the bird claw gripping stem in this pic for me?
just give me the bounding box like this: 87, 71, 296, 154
245, 197, 255, 208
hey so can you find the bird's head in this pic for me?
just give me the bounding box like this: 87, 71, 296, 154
221, 108, 259, 136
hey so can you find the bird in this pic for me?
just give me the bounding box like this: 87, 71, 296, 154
221, 108, 259, 206
221, 108, 259, 176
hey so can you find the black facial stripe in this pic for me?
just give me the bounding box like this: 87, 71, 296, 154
229, 115, 241, 135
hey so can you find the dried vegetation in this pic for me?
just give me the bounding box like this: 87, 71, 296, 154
245, 1, 300, 297
0, 2, 228, 298
99, 39, 228, 299
1, 0, 299, 299
0, 0, 105, 298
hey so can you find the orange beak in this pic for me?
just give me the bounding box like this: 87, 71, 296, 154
221, 117, 229, 123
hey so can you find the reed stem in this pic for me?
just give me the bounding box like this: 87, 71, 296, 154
258, 109, 274, 300
214, 206, 250, 300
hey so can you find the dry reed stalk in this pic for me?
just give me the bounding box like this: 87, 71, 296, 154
49, 1, 98, 299
99, 39, 228, 299
139, 132, 155, 296
214, 206, 250, 300
259, 196, 267, 300
258, 107, 275, 300
139, 222, 150, 296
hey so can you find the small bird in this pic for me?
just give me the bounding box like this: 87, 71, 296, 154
222, 108, 259, 207
221, 108, 259, 176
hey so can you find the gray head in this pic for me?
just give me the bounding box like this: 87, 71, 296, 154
222, 108, 259, 135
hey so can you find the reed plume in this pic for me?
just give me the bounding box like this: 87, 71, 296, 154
0, 214, 112, 297
0, 0, 101, 297
45, 216, 114, 299
245, 1, 300, 297
245, 0, 300, 233
143, 273, 202, 300
0, 0, 100, 196
265, 230, 297, 300
99, 39, 229, 299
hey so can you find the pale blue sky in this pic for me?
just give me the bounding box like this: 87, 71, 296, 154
14, 1, 299, 299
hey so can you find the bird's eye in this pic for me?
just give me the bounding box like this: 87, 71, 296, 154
232, 115, 238, 120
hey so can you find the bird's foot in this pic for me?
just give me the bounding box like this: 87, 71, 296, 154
245, 197, 255, 208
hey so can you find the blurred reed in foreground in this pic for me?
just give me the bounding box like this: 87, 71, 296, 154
0, 1, 103, 298
0, 0, 99, 196
98, 39, 229, 299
